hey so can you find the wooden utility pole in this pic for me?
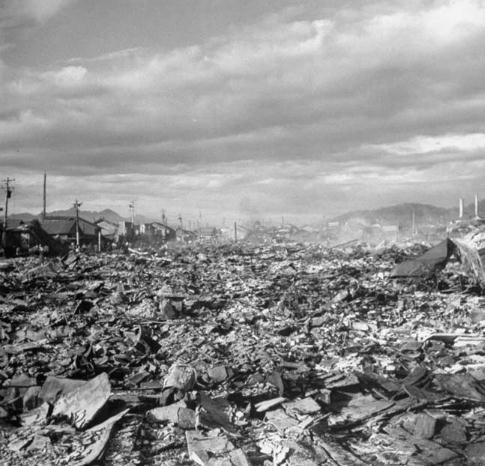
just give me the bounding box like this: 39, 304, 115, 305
42, 172, 47, 220
129, 201, 135, 224
128, 201, 135, 239
234, 221, 237, 242
73, 200, 82, 249
2, 178, 14, 250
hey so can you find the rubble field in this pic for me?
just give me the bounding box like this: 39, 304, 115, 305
1, 241, 485, 465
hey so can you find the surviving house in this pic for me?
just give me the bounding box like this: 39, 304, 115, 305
176, 227, 198, 242
4, 220, 66, 256
198, 226, 220, 240
118, 221, 136, 241
95, 219, 119, 241
140, 222, 176, 242
41, 216, 101, 246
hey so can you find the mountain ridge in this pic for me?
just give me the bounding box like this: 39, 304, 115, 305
328, 199, 485, 229
8, 199, 485, 229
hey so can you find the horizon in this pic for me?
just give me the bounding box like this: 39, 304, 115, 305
2, 1, 485, 221
8, 197, 481, 229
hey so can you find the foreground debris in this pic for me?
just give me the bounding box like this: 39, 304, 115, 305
1, 240, 485, 465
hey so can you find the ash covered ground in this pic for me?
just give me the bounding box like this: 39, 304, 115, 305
1, 241, 485, 465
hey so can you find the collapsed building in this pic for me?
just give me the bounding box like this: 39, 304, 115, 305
0, 219, 66, 256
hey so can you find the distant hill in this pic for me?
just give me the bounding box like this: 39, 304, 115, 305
9, 212, 37, 222
45, 207, 124, 223
330, 202, 457, 228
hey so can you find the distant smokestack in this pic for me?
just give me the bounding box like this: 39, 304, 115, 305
459, 198, 464, 219
475, 193, 479, 218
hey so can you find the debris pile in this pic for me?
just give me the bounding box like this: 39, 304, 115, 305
1, 241, 485, 465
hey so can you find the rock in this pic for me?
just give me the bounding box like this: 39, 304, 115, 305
178, 407, 197, 429
163, 363, 196, 391
148, 400, 187, 424
127, 298, 157, 319
159, 299, 178, 319
208, 366, 232, 383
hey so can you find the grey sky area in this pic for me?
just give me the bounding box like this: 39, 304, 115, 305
1, 0, 485, 223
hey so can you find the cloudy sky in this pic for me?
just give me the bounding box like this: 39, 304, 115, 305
1, 0, 485, 224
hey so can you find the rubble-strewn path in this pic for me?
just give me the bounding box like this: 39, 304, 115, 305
1, 242, 485, 465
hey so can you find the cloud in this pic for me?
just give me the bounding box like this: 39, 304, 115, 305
0, 0, 77, 51
3, 0, 485, 218
1, 0, 76, 25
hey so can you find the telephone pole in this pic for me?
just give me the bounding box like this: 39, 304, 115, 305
2, 178, 14, 250
129, 201, 135, 225
42, 172, 47, 220
73, 200, 82, 249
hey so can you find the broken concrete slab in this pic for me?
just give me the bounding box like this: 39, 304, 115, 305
186, 430, 236, 466
163, 363, 196, 392
52, 372, 111, 429
147, 400, 196, 428
39, 376, 86, 404
405, 412, 437, 439
265, 409, 299, 433
283, 397, 321, 419
147, 400, 187, 423
19, 402, 49, 426
328, 395, 394, 427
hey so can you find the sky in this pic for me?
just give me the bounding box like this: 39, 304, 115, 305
1, 0, 485, 225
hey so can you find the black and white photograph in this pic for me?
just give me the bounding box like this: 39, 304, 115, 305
1, 0, 485, 464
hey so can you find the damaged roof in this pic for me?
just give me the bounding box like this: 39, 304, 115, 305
41, 217, 100, 237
